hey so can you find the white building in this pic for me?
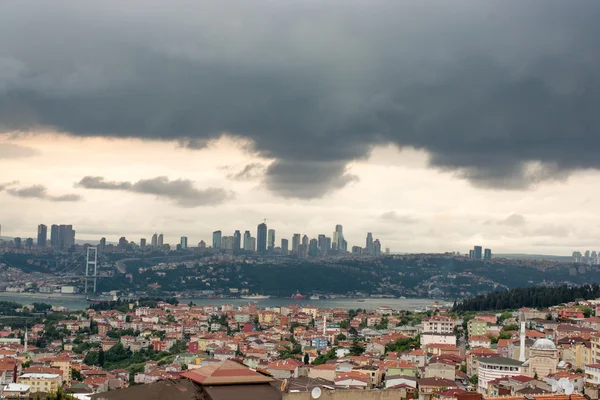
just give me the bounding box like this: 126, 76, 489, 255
1, 383, 31, 398
585, 364, 600, 386
477, 357, 523, 393
421, 333, 457, 347
422, 316, 455, 334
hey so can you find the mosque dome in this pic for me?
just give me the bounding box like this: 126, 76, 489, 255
531, 338, 556, 351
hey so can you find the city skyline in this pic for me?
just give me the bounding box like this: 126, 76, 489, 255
1, 1, 600, 256
0, 220, 391, 255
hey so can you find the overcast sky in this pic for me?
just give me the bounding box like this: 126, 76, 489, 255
1, 1, 599, 255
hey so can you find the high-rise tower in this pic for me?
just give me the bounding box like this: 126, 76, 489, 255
257, 223, 267, 253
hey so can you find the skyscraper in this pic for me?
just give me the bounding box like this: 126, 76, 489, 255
267, 229, 275, 250
58, 225, 75, 250
373, 239, 381, 256
180, 236, 188, 249
50, 224, 59, 248
233, 230, 241, 251
140, 238, 147, 249
292, 234, 301, 253
256, 223, 268, 253
14, 237, 21, 249
308, 239, 318, 257
281, 238, 289, 255
212, 230, 222, 249
245, 236, 256, 252
318, 234, 327, 254
473, 245, 482, 260
151, 233, 158, 248
302, 235, 309, 256
366, 233, 373, 255
484, 248, 492, 260
199, 240, 206, 249
222, 236, 234, 250
99, 237, 106, 251
25, 238, 33, 248
340, 239, 347, 253
37, 224, 47, 248
333, 224, 344, 253
157, 233, 164, 248
118, 237, 128, 250
243, 231, 251, 250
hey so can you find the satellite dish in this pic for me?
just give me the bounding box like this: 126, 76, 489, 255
564, 381, 575, 395
311, 387, 322, 399
280, 379, 288, 392
551, 383, 558, 392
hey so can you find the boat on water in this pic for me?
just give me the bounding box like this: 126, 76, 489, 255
291, 291, 306, 300
309, 295, 320, 300
399, 296, 407, 299
240, 294, 271, 300
356, 299, 365, 302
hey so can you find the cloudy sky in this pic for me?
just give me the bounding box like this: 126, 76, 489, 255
1, 0, 599, 255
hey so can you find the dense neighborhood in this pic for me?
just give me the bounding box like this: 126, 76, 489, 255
1, 297, 600, 400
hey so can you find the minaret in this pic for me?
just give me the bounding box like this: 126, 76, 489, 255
519, 310, 526, 362
323, 315, 327, 336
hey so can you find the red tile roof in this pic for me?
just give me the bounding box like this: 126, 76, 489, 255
181, 360, 274, 385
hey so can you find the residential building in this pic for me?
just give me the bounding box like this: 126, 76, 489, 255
18, 373, 62, 393
468, 319, 489, 337
267, 229, 275, 250
233, 230, 241, 251
423, 315, 455, 334
477, 357, 523, 393
473, 246, 482, 259
37, 224, 47, 248
180, 236, 188, 249
281, 238, 289, 255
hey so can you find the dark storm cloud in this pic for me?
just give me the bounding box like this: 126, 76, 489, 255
5, 184, 81, 202
75, 176, 232, 207
1, 1, 599, 197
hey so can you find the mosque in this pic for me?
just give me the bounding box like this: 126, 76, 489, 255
519, 311, 560, 378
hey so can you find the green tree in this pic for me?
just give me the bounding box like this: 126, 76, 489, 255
469, 375, 478, 385
375, 317, 388, 330
84, 351, 99, 366
98, 348, 105, 367
349, 340, 364, 356
72, 369, 83, 381
336, 334, 347, 342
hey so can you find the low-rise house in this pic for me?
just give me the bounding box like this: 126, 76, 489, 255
418, 377, 457, 400
309, 364, 336, 381
266, 358, 304, 379
469, 335, 492, 349
424, 361, 456, 380
384, 360, 418, 377
1, 383, 31, 398
335, 371, 370, 388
